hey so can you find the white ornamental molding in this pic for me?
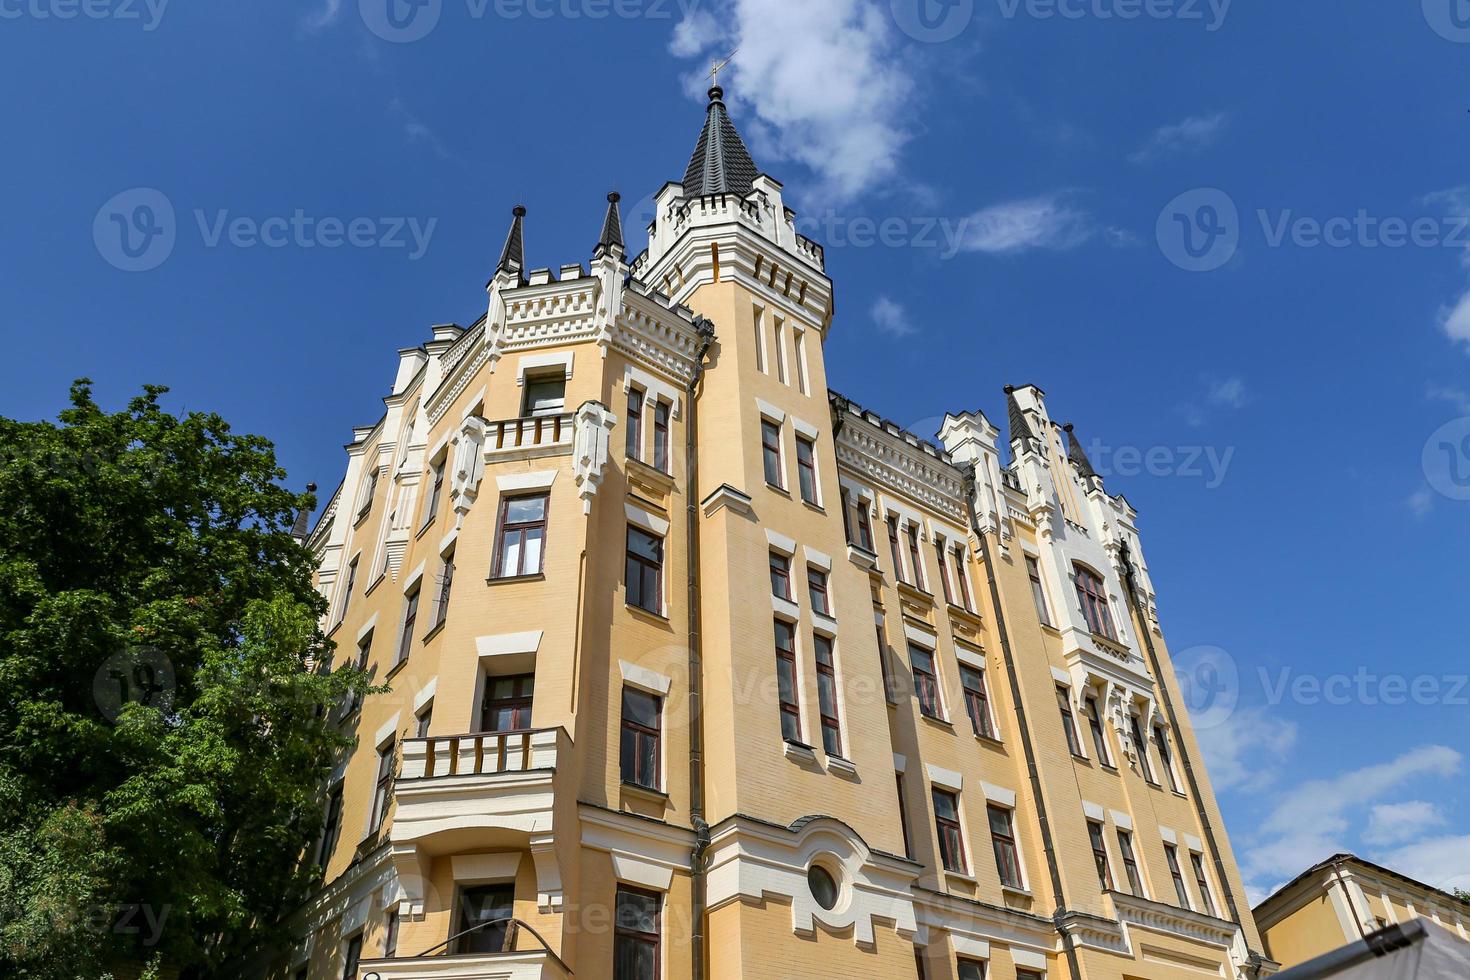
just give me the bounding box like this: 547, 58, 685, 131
450, 415, 487, 529
573, 401, 617, 514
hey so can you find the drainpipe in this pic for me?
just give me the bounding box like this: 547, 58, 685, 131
1117, 545, 1256, 958
963, 476, 1085, 980
685, 316, 716, 980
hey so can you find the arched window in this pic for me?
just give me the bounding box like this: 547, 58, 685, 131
1074, 565, 1116, 640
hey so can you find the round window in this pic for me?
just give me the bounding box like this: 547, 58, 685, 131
808, 864, 839, 911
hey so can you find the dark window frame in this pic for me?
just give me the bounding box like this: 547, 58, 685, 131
369, 740, 394, 833
625, 526, 664, 615
1085, 695, 1112, 767
775, 619, 802, 743
814, 634, 842, 757
761, 419, 784, 489
932, 787, 967, 874
953, 546, 974, 611
492, 492, 549, 579
807, 566, 830, 616
906, 524, 926, 591
1165, 843, 1191, 908
960, 664, 993, 739
1026, 556, 1051, 626
769, 551, 792, 601
1118, 829, 1143, 896
1131, 715, 1158, 785
1088, 820, 1113, 891
1074, 565, 1117, 640
481, 673, 535, 733
396, 588, 419, 666
620, 686, 662, 791
910, 644, 942, 720
626, 388, 644, 461
988, 804, 1023, 889
652, 400, 670, 473
1191, 852, 1216, 916
935, 540, 955, 605
796, 435, 818, 504
430, 550, 455, 631
1058, 686, 1084, 757
614, 886, 661, 980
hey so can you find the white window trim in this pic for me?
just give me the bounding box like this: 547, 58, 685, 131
765, 528, 797, 555
619, 660, 673, 696
414, 677, 438, 712
625, 502, 671, 537
516, 351, 574, 384
475, 630, 544, 659
452, 852, 521, 883
927, 764, 963, 791
497, 470, 558, 492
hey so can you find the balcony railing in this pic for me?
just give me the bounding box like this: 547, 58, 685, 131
400, 728, 561, 781
359, 917, 573, 980
484, 413, 573, 457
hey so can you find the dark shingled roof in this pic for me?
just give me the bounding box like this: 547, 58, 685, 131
1004, 385, 1038, 444
496, 204, 527, 279
1064, 423, 1097, 479
682, 86, 759, 197
291, 484, 317, 541
595, 192, 623, 256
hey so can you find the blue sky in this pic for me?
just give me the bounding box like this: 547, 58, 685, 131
3, 0, 1469, 902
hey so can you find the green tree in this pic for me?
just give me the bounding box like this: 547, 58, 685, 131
0, 381, 374, 978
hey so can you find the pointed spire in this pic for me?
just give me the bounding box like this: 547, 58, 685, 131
1004, 385, 1037, 445
496, 204, 526, 280
1063, 423, 1098, 480
682, 85, 759, 197
291, 483, 317, 542
594, 192, 624, 258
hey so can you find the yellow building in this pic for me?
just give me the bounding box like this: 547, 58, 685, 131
1255, 854, 1470, 972
279, 85, 1275, 980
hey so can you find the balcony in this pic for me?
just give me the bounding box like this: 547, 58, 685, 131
359, 919, 572, 980
482, 413, 574, 462
390, 729, 573, 915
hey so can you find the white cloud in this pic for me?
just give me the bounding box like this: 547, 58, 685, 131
388, 99, 458, 162
1130, 113, 1228, 164
1439, 289, 1470, 349
1195, 706, 1297, 793
1424, 187, 1470, 350
1241, 746, 1463, 895
1426, 384, 1470, 413
955, 193, 1096, 255
1377, 835, 1470, 894
300, 0, 342, 33
1364, 801, 1446, 846
1407, 489, 1434, 519
1208, 376, 1250, 409
871, 296, 917, 338
668, 0, 917, 203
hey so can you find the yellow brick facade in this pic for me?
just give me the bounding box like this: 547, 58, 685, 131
268, 88, 1274, 980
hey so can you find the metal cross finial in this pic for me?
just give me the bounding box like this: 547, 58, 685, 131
709, 49, 737, 85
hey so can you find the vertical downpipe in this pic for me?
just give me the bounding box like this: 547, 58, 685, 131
686, 317, 716, 980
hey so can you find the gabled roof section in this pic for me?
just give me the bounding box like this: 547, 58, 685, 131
682, 85, 759, 197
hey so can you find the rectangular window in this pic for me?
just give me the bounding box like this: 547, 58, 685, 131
841, 489, 874, 552
493, 493, 548, 578
887, 517, 905, 582
523, 375, 566, 417
988, 805, 1022, 889
807, 566, 830, 617
1191, 853, 1216, 916
1118, 829, 1143, 896
620, 687, 662, 790
769, 551, 792, 600
370, 740, 394, 833
961, 665, 993, 739
1165, 843, 1190, 908
914, 949, 928, 980
761, 419, 783, 488
1155, 725, 1183, 793
614, 887, 661, 980
876, 618, 897, 704
626, 527, 664, 615
775, 620, 802, 743
346, 631, 372, 715
796, 436, 818, 504
415, 701, 433, 738
396, 587, 419, 666
341, 933, 362, 980
957, 960, 986, 980
1026, 557, 1051, 626
383, 908, 400, 957
652, 400, 670, 473
357, 468, 378, 521
814, 634, 842, 757
431, 550, 454, 631
1057, 687, 1084, 756
1085, 696, 1112, 767
423, 456, 445, 527
932, 788, 967, 874
896, 773, 912, 858
626, 388, 643, 461
1088, 820, 1113, 891
338, 556, 359, 623
910, 645, 942, 719
318, 784, 343, 868
1131, 716, 1157, 785
773, 317, 787, 384
793, 328, 809, 394
954, 547, 974, 611
481, 674, 534, 732
936, 542, 955, 605
906, 525, 926, 591
454, 884, 514, 954
1017, 972, 1043, 980
1075, 566, 1117, 640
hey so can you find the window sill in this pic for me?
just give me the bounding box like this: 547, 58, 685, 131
627, 457, 676, 490
783, 740, 817, 763
1099, 763, 1120, 775
846, 544, 879, 571
765, 482, 790, 499
415, 517, 437, 541
364, 573, 386, 597
353, 509, 373, 530
485, 573, 546, 586
625, 603, 671, 626
421, 620, 447, 645
800, 499, 825, 515
1171, 790, 1189, 800
620, 781, 669, 804
919, 712, 954, 732
1039, 623, 1062, 637
812, 610, 838, 632
946, 603, 983, 626
827, 755, 859, 779
1001, 885, 1034, 900
974, 732, 1006, 749
384, 658, 409, 682
896, 581, 936, 605
944, 870, 978, 886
